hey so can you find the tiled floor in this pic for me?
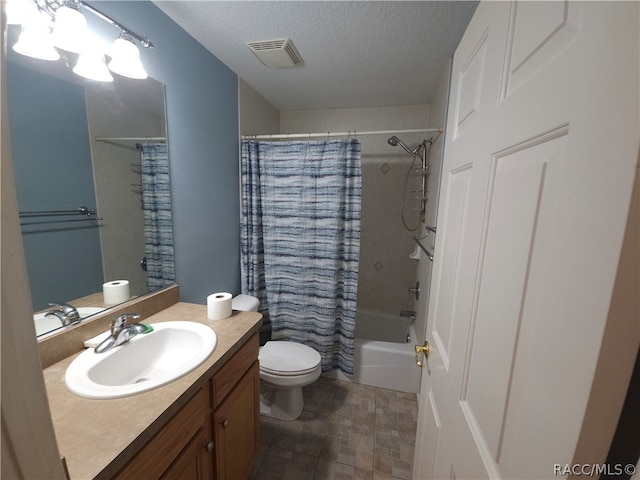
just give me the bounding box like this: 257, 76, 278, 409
252, 376, 418, 480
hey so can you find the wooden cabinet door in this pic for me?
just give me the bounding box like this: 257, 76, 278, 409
115, 388, 213, 480
162, 426, 213, 480
213, 361, 260, 480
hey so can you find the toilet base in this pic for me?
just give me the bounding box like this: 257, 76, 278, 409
260, 383, 304, 421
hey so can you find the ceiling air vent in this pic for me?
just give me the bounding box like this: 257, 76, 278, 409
246, 38, 303, 68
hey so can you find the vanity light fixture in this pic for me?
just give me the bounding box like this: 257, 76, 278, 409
6, 0, 153, 81
6, 0, 34, 25
107, 33, 148, 80
50, 2, 87, 53
73, 50, 113, 82
12, 9, 60, 60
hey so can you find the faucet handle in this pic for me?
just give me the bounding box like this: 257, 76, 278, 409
48, 302, 75, 314
111, 313, 141, 335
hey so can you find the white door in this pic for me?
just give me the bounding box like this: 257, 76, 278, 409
413, 2, 639, 479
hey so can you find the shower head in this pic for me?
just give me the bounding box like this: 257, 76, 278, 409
387, 136, 413, 155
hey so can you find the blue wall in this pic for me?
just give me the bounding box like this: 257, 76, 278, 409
8, 63, 104, 311
98, 2, 241, 304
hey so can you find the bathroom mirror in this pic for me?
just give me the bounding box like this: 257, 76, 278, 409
5, 25, 175, 338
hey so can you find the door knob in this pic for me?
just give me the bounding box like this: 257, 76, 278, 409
220, 419, 229, 428
203, 440, 214, 452
415, 341, 430, 367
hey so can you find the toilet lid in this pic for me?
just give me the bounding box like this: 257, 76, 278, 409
259, 341, 321, 376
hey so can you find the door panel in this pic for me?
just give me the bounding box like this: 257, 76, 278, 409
431, 166, 473, 369
465, 129, 568, 459
414, 388, 442, 480
501, 2, 582, 99
454, 36, 487, 139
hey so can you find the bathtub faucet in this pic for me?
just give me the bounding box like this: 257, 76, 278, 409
400, 310, 416, 321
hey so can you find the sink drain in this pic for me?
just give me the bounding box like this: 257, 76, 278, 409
135, 378, 149, 384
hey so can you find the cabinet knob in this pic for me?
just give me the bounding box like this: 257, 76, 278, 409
203, 440, 214, 453
220, 419, 229, 429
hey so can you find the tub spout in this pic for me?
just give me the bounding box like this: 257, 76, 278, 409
400, 310, 416, 321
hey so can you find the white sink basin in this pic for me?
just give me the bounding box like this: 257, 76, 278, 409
34, 307, 104, 336
65, 321, 217, 399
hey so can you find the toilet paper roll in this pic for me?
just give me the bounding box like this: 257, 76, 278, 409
103, 280, 130, 305
207, 292, 233, 320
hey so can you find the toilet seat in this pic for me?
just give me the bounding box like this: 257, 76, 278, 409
259, 341, 321, 376
260, 364, 319, 377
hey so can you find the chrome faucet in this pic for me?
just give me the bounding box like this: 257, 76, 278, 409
45, 302, 80, 326
94, 313, 147, 354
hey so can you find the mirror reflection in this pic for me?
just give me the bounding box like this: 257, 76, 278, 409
6, 25, 175, 338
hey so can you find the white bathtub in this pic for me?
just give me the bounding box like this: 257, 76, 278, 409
326, 309, 421, 393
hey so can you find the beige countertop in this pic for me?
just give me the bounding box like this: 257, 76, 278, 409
43, 302, 262, 480
35, 291, 133, 314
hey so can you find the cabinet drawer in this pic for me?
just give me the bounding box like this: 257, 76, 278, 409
211, 333, 258, 409
115, 387, 210, 479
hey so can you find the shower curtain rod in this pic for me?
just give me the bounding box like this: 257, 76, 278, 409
241, 128, 443, 140
94, 136, 167, 142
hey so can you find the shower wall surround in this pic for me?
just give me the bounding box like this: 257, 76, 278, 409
281, 105, 430, 313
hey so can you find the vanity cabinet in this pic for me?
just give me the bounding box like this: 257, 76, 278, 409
114, 387, 213, 480
210, 333, 261, 480
163, 425, 213, 480
114, 333, 260, 480
213, 361, 260, 480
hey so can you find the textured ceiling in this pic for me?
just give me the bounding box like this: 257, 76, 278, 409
153, 1, 478, 111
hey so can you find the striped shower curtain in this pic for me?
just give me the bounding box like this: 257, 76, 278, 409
140, 142, 175, 290
241, 139, 361, 375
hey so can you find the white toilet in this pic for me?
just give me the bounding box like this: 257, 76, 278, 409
232, 294, 322, 421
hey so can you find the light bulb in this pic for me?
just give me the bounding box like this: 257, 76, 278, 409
6, 0, 38, 25
108, 34, 148, 79
73, 50, 114, 82
13, 11, 60, 61
51, 4, 87, 53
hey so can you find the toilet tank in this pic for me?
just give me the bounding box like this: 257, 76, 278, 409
232, 294, 259, 312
